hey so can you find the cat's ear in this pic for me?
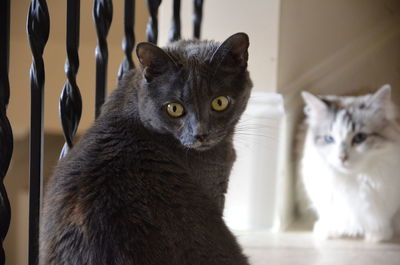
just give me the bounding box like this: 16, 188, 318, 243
302, 91, 328, 118
136, 42, 177, 82
368, 84, 396, 119
210, 32, 249, 73
369, 84, 391, 105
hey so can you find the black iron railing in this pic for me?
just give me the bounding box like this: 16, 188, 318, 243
60, 0, 82, 159
0, 1, 13, 265
170, 0, 181, 41
146, 0, 162, 44
93, 0, 113, 118
0, 0, 205, 264
193, 0, 204, 39
27, 1, 50, 265
118, 0, 136, 79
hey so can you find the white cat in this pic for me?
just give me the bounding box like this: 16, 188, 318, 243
298, 85, 400, 242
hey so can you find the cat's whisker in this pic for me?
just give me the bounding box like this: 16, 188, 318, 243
234, 127, 277, 134
235, 123, 277, 130
234, 132, 276, 140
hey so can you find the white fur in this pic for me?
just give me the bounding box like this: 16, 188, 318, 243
299, 85, 400, 242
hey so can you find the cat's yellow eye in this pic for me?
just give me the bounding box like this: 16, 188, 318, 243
211, 96, 230, 111
166, 103, 184, 118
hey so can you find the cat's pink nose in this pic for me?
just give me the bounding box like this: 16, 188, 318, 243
339, 155, 348, 162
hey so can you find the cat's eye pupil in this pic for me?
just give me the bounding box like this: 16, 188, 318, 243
353, 133, 367, 144
324, 135, 334, 144
212, 96, 230, 111
167, 103, 184, 117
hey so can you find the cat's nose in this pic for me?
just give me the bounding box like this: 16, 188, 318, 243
339, 155, 348, 163
195, 134, 208, 142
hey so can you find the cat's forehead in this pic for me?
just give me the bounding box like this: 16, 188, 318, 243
316, 94, 383, 133
322, 94, 372, 110
164, 40, 220, 65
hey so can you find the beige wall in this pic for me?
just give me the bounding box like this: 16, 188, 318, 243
278, 0, 400, 99
158, 0, 281, 93
8, 0, 148, 137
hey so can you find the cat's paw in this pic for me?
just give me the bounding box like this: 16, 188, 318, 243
364, 227, 393, 243
313, 220, 335, 240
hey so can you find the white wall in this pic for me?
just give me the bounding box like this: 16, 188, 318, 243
158, 0, 281, 92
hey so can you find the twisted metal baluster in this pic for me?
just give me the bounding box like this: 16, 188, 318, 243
193, 0, 203, 39
146, 0, 162, 44
169, 0, 181, 42
93, 0, 113, 118
59, 0, 82, 158
27, 1, 50, 265
0, 1, 13, 265
118, 0, 135, 80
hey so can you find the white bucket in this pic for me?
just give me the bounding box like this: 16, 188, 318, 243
224, 92, 286, 231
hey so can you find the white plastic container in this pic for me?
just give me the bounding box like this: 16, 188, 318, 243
224, 92, 286, 231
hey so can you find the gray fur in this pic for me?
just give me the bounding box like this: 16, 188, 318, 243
40, 33, 252, 265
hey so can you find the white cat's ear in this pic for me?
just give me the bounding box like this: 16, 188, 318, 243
301, 91, 328, 117
136, 42, 177, 82
370, 84, 391, 105
368, 84, 396, 119
210, 32, 249, 73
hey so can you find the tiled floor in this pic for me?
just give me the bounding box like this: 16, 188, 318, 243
238, 231, 400, 265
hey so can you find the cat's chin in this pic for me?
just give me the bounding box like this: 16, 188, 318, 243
188, 143, 215, 151
331, 164, 362, 175
182, 141, 217, 151
179, 136, 224, 151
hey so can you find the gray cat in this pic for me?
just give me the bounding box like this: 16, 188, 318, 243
40, 33, 252, 264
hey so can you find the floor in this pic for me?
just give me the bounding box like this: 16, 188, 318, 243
238, 231, 400, 265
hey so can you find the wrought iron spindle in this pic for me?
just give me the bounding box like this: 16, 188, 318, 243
118, 0, 135, 80
93, 0, 113, 118
27, 0, 50, 265
146, 0, 162, 44
0, 1, 13, 265
169, 0, 181, 42
59, 0, 82, 158
193, 0, 203, 39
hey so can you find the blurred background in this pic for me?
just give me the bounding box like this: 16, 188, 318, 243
3, 0, 400, 264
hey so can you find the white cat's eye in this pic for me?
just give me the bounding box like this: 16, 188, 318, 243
352, 133, 368, 144
324, 135, 335, 144
166, 103, 184, 118
212, 96, 230, 111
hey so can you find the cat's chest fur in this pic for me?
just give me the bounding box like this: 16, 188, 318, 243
91, 112, 236, 210
131, 124, 236, 210
186, 141, 236, 209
